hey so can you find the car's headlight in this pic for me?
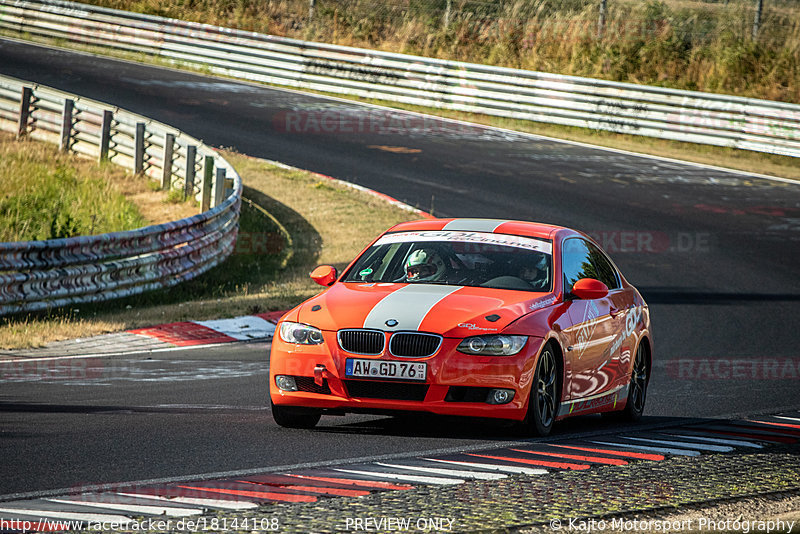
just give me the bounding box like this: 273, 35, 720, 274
457, 335, 527, 356
279, 322, 324, 345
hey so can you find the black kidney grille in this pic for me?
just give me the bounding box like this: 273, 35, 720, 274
338, 329, 385, 355
343, 380, 429, 401
293, 376, 331, 395
389, 332, 442, 357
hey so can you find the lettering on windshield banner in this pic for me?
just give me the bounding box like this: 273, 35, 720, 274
375, 231, 552, 254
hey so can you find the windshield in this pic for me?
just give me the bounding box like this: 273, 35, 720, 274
343, 231, 553, 292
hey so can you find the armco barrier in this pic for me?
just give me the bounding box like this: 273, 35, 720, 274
0, 74, 242, 315
0, 0, 799, 156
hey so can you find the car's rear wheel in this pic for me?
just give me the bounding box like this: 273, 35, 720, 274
604, 341, 648, 421
270, 400, 321, 429
524, 344, 559, 436
623, 342, 648, 421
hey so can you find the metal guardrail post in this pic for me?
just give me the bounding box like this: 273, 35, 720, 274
185, 144, 197, 200
213, 167, 226, 208
597, 0, 607, 39
60, 98, 74, 151
99, 110, 113, 162
162, 132, 175, 190
753, 0, 763, 40
17, 86, 32, 138
201, 155, 214, 212
134, 121, 145, 174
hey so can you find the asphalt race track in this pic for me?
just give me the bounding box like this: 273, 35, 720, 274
1, 39, 799, 497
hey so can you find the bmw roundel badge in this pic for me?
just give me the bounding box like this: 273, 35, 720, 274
385, 319, 399, 327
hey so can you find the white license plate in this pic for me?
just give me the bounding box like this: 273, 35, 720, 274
345, 359, 427, 381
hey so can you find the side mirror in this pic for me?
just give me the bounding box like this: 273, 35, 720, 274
310, 265, 337, 287
571, 278, 609, 300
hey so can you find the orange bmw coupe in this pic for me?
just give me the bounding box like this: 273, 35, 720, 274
269, 218, 652, 435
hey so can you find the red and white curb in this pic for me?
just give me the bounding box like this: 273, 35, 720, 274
128, 311, 284, 348
0, 312, 287, 362
0, 414, 798, 529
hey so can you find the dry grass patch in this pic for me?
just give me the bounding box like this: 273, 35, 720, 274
0, 314, 124, 350
0, 151, 416, 349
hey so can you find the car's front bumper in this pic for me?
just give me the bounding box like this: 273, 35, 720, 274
269, 331, 546, 421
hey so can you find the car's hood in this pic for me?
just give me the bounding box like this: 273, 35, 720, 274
297, 282, 555, 337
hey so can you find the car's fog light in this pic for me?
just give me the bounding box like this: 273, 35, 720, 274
275, 375, 298, 392
486, 388, 514, 405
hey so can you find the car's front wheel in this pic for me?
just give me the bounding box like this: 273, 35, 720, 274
523, 344, 559, 436
270, 400, 321, 429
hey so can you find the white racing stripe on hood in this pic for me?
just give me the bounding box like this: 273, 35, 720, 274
442, 219, 507, 232
363, 285, 462, 331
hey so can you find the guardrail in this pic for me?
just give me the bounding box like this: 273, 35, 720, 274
1, 0, 799, 157
0, 74, 242, 315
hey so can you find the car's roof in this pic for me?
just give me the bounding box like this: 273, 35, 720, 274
387, 218, 569, 241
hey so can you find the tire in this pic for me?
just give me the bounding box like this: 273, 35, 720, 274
523, 343, 559, 436
622, 342, 648, 421
270, 400, 321, 429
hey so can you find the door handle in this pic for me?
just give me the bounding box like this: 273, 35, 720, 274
609, 307, 621, 318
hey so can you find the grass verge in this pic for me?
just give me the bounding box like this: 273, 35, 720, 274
0, 151, 416, 349
0, 132, 197, 241
3, 30, 798, 182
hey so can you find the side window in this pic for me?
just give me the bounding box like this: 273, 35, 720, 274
562, 238, 593, 294
586, 242, 620, 290
562, 238, 620, 293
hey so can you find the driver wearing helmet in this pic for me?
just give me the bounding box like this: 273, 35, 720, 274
517, 253, 549, 290
405, 248, 447, 282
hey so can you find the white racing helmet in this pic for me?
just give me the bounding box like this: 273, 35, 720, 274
406, 248, 446, 282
